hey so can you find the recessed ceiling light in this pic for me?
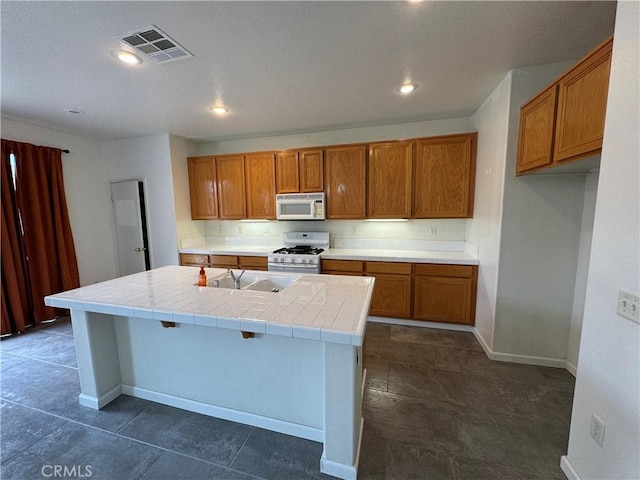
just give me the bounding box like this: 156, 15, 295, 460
399, 83, 418, 94
210, 106, 229, 115
112, 50, 142, 65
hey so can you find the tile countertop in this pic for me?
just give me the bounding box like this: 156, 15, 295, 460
180, 245, 275, 256
44, 266, 374, 347
179, 246, 479, 265
322, 248, 479, 265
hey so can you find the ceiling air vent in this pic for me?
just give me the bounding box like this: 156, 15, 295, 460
116, 25, 192, 64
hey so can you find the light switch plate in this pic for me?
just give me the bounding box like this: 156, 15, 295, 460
617, 291, 639, 323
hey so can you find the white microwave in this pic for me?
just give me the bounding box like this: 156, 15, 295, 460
275, 193, 326, 220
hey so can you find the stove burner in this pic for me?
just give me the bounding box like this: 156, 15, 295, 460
272, 246, 324, 255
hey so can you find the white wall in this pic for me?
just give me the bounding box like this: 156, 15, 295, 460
101, 135, 179, 269
169, 135, 203, 243
493, 63, 587, 362
198, 117, 474, 155
563, 3, 640, 478
468, 73, 511, 350
567, 169, 599, 373
1, 117, 118, 285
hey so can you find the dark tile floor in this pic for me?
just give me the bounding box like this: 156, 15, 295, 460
0, 318, 575, 480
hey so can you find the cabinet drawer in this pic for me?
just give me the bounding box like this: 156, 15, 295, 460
366, 261, 411, 275
238, 256, 268, 270
321, 259, 364, 273
414, 264, 474, 278
180, 254, 209, 266
210, 255, 239, 267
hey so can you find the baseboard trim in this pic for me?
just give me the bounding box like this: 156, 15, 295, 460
473, 329, 566, 368
560, 455, 581, 480
79, 384, 121, 410
121, 385, 323, 442
368, 316, 573, 371
320, 417, 363, 480
368, 316, 474, 332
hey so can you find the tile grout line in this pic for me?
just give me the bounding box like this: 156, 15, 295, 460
227, 426, 256, 471
0, 351, 78, 371
0, 408, 70, 466
0, 397, 250, 473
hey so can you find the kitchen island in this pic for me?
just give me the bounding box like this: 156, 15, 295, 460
45, 266, 374, 480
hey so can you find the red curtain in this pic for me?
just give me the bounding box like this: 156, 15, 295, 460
1, 139, 80, 334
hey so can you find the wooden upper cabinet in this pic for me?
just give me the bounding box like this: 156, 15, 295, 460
516, 85, 558, 174
367, 141, 412, 218
554, 37, 612, 163
325, 145, 366, 219
245, 152, 276, 219
276, 149, 323, 193
413, 133, 476, 218
216, 155, 246, 220
299, 149, 323, 192
187, 156, 218, 219
276, 151, 299, 193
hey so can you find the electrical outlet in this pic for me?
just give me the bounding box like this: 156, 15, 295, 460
429, 226, 437, 237
263, 226, 269, 234
217, 225, 223, 233
617, 291, 639, 323
351, 226, 359, 236
590, 414, 605, 446
237, 225, 243, 234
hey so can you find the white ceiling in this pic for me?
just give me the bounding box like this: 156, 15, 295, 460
1, 1, 616, 143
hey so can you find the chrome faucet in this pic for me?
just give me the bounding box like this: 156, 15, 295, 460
227, 268, 245, 289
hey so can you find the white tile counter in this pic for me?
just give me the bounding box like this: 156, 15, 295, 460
45, 265, 374, 346
322, 248, 479, 265
44, 265, 373, 480
178, 246, 478, 264
179, 245, 273, 256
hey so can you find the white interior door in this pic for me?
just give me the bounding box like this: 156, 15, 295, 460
111, 180, 150, 276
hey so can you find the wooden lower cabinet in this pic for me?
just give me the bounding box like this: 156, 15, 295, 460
366, 262, 412, 319
413, 264, 478, 325
321, 259, 478, 325
180, 253, 209, 267
321, 259, 364, 276
238, 256, 268, 271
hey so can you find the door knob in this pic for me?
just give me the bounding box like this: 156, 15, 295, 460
135, 247, 146, 252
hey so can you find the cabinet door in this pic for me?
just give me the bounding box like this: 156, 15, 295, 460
516, 86, 557, 175
413, 133, 476, 218
187, 156, 218, 219
369, 274, 412, 319
245, 153, 276, 219
299, 149, 324, 192
367, 141, 412, 218
216, 155, 246, 219
554, 38, 612, 163
366, 262, 412, 319
413, 276, 473, 325
276, 151, 299, 193
325, 145, 366, 219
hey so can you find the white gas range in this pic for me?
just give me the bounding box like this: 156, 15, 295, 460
267, 232, 329, 274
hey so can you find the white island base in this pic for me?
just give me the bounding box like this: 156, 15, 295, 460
71, 310, 363, 479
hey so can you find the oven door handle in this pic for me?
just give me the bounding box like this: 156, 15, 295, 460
267, 263, 320, 273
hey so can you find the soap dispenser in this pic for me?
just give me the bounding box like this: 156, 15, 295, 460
198, 266, 207, 287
